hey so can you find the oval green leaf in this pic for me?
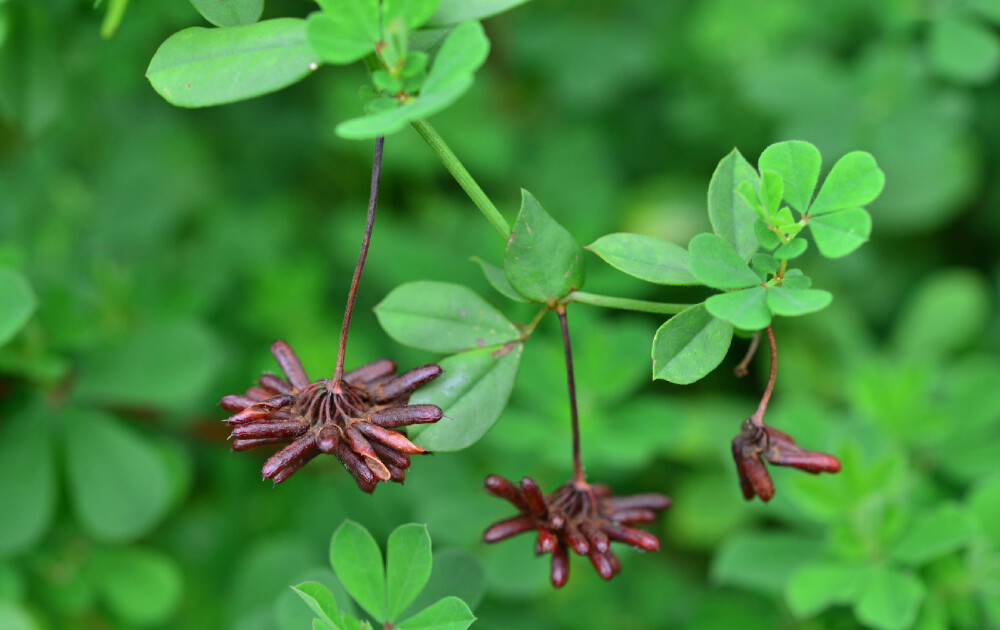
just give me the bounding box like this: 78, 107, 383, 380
785, 562, 865, 618
73, 320, 223, 411
586, 233, 697, 285
505, 190, 585, 302
397, 596, 475, 630
306, 1, 379, 65
808, 208, 872, 258
766, 287, 832, 317
91, 547, 183, 626
687, 233, 761, 289
809, 151, 885, 216
189, 0, 263, 27
384, 0, 440, 29
147, 18, 317, 108
374, 281, 519, 353
470, 257, 527, 302
706, 287, 771, 331
0, 407, 56, 557
292, 581, 343, 629
652, 304, 733, 384
773, 238, 808, 260
853, 565, 925, 630
758, 140, 822, 213
387, 524, 433, 622
888, 503, 975, 566
929, 15, 1000, 84
708, 148, 760, 262
62, 408, 173, 542
410, 342, 522, 451
0, 267, 37, 347
891, 269, 990, 358
330, 520, 387, 623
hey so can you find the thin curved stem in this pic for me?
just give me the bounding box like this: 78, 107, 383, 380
331, 136, 385, 391
410, 119, 511, 239
556, 305, 585, 484
565, 291, 692, 315
734, 332, 762, 377
749, 326, 776, 426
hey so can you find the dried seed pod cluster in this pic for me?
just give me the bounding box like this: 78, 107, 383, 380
220, 340, 444, 491
731, 419, 841, 502
482, 475, 671, 587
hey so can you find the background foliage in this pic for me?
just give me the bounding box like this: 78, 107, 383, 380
1, 0, 1000, 628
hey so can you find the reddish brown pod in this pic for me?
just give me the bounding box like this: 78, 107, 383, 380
731, 420, 841, 502
219, 340, 444, 492
482, 474, 670, 587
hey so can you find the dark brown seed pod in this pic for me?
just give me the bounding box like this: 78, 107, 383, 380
219, 340, 445, 490
482, 474, 670, 587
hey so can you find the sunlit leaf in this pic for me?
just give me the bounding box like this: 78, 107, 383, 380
708, 149, 760, 261
190, 0, 263, 27
387, 524, 433, 621
809, 151, 885, 216
758, 140, 821, 213
587, 233, 697, 285
330, 521, 387, 622
706, 287, 771, 331
505, 190, 584, 302
687, 233, 760, 289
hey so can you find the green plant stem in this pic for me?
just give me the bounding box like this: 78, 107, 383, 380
410, 119, 511, 238
565, 291, 692, 315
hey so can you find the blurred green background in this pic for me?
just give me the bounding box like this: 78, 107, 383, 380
2, 0, 1000, 628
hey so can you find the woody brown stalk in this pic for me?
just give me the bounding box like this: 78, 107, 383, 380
331, 135, 385, 391
748, 326, 776, 426
556, 305, 584, 484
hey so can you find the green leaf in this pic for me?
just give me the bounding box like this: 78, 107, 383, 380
504, 190, 584, 302
971, 0, 1000, 23
62, 408, 172, 542
652, 304, 733, 384
968, 473, 1000, 547
785, 562, 866, 618
767, 287, 832, 317
773, 238, 807, 260
808, 208, 872, 258
751, 254, 778, 276
292, 582, 343, 629
428, 0, 529, 25
306, 1, 379, 65
0, 407, 56, 557
853, 566, 925, 630
73, 321, 222, 410
687, 233, 761, 289
586, 233, 697, 285
706, 287, 771, 331
809, 151, 885, 216
929, 15, 1000, 84
336, 22, 488, 138
147, 19, 317, 108
189, 0, 263, 27
892, 269, 991, 359
712, 532, 822, 596
753, 219, 782, 251
782, 269, 812, 290
759, 170, 784, 216
420, 20, 488, 103
758, 140, 822, 213
387, 524, 433, 622
411, 342, 522, 451
708, 148, 761, 261
397, 596, 475, 630
330, 521, 387, 622
374, 281, 519, 353
0, 602, 35, 630
384, 0, 440, 29
315, 619, 336, 630
90, 547, 183, 626
470, 257, 527, 302
888, 504, 975, 566
405, 549, 485, 617
0, 266, 37, 347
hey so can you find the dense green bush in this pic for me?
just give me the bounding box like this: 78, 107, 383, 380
1, 0, 999, 628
